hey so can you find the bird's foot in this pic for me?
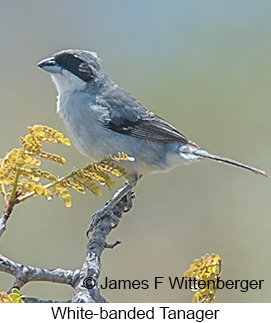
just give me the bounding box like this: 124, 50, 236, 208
86, 178, 137, 237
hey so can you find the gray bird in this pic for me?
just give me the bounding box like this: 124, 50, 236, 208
38, 49, 266, 214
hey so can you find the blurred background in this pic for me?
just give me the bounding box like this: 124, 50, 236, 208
0, 0, 271, 302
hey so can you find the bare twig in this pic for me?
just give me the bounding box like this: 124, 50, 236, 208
72, 191, 134, 302
105, 241, 121, 249
0, 252, 80, 291
0, 201, 15, 238
23, 297, 71, 303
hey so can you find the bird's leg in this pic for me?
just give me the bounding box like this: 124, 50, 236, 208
87, 174, 139, 235
105, 178, 135, 209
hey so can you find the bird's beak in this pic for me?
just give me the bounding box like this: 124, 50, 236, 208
37, 57, 62, 74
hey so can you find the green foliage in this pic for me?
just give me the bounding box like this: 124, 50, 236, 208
0, 125, 132, 207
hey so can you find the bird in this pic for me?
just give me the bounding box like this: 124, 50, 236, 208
37, 49, 266, 225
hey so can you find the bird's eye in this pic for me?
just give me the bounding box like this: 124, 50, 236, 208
55, 53, 93, 82
78, 62, 93, 81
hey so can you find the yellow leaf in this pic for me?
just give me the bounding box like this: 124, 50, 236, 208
183, 270, 193, 278
0, 292, 13, 303
64, 196, 72, 207
63, 138, 71, 146
9, 288, 24, 303
34, 184, 44, 195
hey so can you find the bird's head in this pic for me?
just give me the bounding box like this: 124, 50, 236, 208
38, 49, 104, 94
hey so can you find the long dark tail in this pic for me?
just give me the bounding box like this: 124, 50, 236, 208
194, 149, 267, 177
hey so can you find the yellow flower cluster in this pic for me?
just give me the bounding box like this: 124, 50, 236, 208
184, 253, 222, 303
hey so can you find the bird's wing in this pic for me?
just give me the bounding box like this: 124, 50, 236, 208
97, 87, 189, 144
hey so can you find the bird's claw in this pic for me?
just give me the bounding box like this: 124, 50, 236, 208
86, 176, 139, 237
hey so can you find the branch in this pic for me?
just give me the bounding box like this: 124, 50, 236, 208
72, 190, 133, 302
0, 253, 80, 291
0, 201, 15, 238
24, 297, 71, 303
0, 182, 135, 302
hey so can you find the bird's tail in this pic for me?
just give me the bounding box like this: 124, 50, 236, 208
193, 149, 267, 177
